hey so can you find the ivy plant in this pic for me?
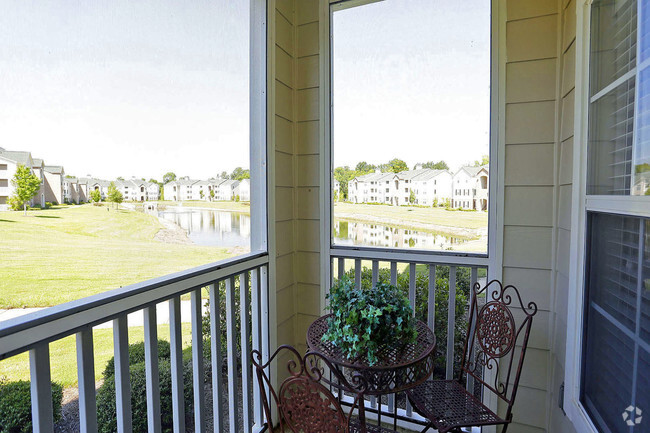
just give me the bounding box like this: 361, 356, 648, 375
322, 275, 417, 365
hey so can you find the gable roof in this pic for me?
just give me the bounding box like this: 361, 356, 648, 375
0, 150, 33, 167
44, 165, 64, 174
456, 166, 488, 178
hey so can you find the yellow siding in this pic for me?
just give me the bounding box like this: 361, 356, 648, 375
502, 1, 559, 430
294, 0, 321, 354
273, 0, 297, 349
549, 0, 578, 432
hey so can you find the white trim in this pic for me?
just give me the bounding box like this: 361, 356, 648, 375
266, 0, 278, 363
564, 0, 597, 431
319, 0, 332, 316
320, 0, 504, 429
589, 68, 636, 103
564, 1, 646, 432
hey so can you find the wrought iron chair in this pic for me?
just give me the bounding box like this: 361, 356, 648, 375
406, 280, 538, 433
251, 345, 397, 433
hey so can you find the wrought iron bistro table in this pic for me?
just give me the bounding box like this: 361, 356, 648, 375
306, 314, 436, 431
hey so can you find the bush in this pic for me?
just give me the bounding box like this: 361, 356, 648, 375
97, 340, 198, 433
0, 379, 63, 433
7, 196, 22, 211
44, 202, 53, 209
102, 340, 171, 378
97, 360, 194, 433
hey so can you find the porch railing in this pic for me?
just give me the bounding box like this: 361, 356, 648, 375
329, 247, 488, 430
0, 251, 270, 433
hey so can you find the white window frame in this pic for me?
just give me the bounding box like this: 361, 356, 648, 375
319, 0, 506, 425
565, 1, 650, 432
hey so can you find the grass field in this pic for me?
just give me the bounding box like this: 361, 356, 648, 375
0, 204, 232, 308
333, 202, 488, 230
0, 323, 193, 387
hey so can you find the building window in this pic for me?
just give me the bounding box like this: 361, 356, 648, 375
0, 180, 7, 187
0, 164, 7, 170
581, 1, 650, 431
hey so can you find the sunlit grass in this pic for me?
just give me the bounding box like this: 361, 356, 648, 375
0, 323, 193, 387
0, 204, 232, 307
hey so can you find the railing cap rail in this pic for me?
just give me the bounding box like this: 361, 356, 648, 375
0, 251, 268, 340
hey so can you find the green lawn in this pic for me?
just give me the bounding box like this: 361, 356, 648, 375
0, 323, 193, 387
0, 204, 232, 308
333, 202, 488, 230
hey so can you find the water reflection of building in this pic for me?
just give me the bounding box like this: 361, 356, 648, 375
333, 220, 467, 250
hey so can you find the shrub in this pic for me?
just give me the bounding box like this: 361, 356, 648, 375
0, 379, 63, 433
97, 360, 194, 433
102, 340, 171, 378
44, 202, 53, 209
7, 196, 22, 211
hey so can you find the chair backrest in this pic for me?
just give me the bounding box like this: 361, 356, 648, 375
251, 345, 368, 433
459, 279, 538, 421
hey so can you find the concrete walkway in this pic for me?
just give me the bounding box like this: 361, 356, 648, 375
0, 300, 208, 329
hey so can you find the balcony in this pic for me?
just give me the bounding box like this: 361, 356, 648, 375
1, 1, 648, 433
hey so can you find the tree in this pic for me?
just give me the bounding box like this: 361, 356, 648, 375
219, 171, 230, 180
163, 172, 176, 184
378, 159, 408, 173
116, 176, 125, 181
409, 190, 416, 204
230, 167, 250, 181
421, 161, 449, 170
10, 164, 41, 215
200, 190, 205, 200
334, 166, 356, 200
209, 189, 215, 201
107, 182, 123, 209
90, 189, 102, 203
355, 161, 376, 174
473, 155, 489, 167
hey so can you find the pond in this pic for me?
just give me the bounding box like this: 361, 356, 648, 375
333, 219, 471, 251
155, 206, 250, 248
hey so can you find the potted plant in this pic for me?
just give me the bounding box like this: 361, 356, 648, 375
322, 275, 418, 365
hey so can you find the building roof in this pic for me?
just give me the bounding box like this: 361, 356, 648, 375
220, 179, 240, 188
32, 158, 44, 167
0, 149, 33, 166
410, 169, 450, 181
457, 166, 489, 177
353, 172, 396, 183
44, 165, 64, 174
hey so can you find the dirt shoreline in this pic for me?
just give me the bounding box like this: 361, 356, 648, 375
335, 212, 487, 238
154, 216, 193, 245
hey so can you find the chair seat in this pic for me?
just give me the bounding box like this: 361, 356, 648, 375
406, 380, 507, 433
349, 417, 398, 433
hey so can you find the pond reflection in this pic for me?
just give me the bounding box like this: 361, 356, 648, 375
156, 207, 250, 248
333, 220, 470, 250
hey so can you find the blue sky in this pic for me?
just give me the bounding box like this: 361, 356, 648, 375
0, 0, 490, 180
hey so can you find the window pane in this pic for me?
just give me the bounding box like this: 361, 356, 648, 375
634, 68, 650, 195
587, 78, 635, 194
642, 220, 650, 343
583, 310, 635, 433
331, 0, 490, 253
642, 0, 650, 63
588, 213, 639, 332
590, 0, 637, 97
583, 213, 650, 433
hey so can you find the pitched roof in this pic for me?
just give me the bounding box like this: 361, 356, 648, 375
32, 158, 44, 167
457, 166, 488, 177
0, 149, 32, 166
44, 165, 64, 174
411, 169, 450, 181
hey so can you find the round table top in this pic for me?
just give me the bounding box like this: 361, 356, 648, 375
306, 314, 436, 394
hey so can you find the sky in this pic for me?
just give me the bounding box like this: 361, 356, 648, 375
332, 0, 491, 172
0, 0, 491, 180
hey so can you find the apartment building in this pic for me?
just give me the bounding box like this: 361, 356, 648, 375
451, 166, 489, 210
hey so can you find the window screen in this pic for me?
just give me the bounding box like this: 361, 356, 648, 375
582, 213, 649, 433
